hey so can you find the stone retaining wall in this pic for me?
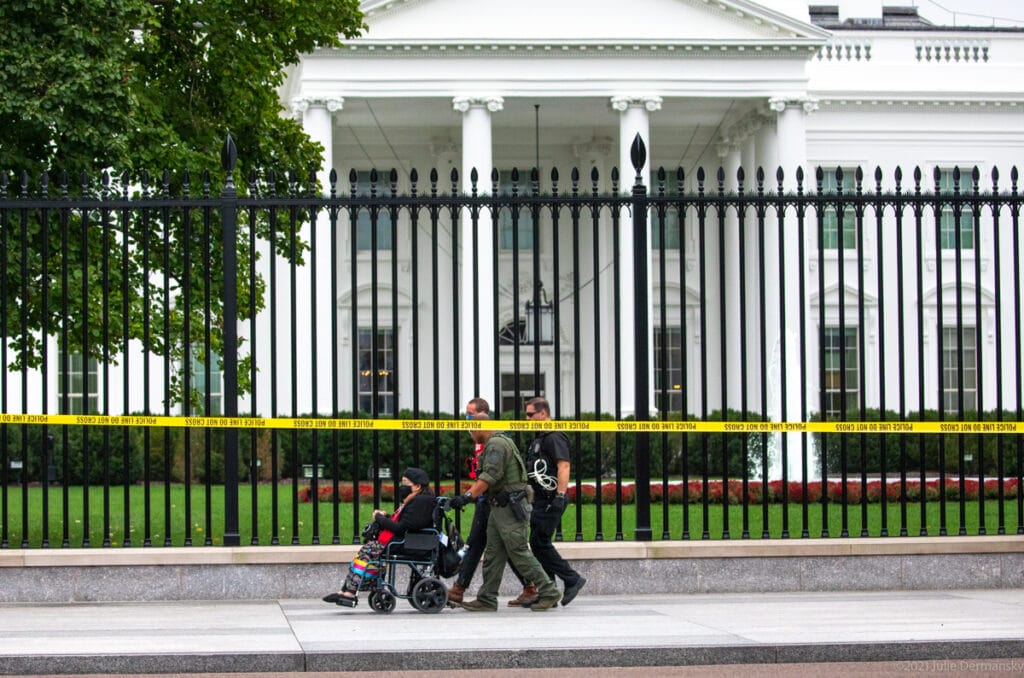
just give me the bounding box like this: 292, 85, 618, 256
1, 537, 1021, 602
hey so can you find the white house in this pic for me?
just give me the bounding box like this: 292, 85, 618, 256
9, 0, 1023, 480
275, 0, 1022, 435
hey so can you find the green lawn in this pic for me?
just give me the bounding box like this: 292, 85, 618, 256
1, 484, 1020, 548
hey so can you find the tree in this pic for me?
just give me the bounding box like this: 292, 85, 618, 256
0, 0, 364, 407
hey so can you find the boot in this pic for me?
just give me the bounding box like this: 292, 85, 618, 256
528, 591, 562, 611
458, 599, 497, 612
507, 583, 539, 607
447, 582, 466, 604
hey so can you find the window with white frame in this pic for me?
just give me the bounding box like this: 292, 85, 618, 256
190, 347, 223, 416
355, 170, 394, 251
822, 327, 859, 419
358, 328, 395, 415
651, 171, 682, 250
654, 327, 684, 413
499, 372, 543, 415
938, 170, 975, 250
58, 351, 98, 415
497, 169, 534, 251
941, 326, 977, 413
820, 168, 856, 250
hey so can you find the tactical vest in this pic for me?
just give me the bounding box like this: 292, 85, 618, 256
484, 434, 528, 498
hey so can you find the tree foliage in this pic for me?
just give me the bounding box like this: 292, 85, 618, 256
0, 0, 364, 407
1, 0, 364, 179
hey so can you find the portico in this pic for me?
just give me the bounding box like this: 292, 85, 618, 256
280, 0, 829, 423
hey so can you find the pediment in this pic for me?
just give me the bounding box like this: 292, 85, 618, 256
922, 282, 995, 308
357, 0, 828, 45
654, 281, 701, 308
809, 283, 878, 308
339, 283, 414, 310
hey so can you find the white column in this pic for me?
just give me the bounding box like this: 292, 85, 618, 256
611, 95, 661, 417
766, 97, 816, 480
453, 96, 503, 406
719, 140, 743, 414
283, 96, 343, 415
741, 133, 757, 190
737, 126, 758, 424
743, 111, 780, 479
770, 97, 816, 193
298, 97, 344, 195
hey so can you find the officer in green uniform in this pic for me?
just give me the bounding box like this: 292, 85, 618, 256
448, 412, 561, 611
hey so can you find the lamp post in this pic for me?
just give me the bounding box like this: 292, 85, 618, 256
525, 282, 554, 344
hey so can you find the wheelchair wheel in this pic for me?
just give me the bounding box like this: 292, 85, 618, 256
410, 577, 448, 614
368, 589, 396, 614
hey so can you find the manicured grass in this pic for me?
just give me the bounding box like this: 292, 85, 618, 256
1, 485, 380, 548
2, 484, 1020, 548
561, 500, 1021, 541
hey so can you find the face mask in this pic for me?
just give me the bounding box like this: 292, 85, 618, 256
397, 485, 413, 501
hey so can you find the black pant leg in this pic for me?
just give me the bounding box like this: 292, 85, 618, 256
456, 499, 490, 588
528, 499, 580, 587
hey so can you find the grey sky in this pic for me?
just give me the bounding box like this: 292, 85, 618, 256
910, 0, 1024, 26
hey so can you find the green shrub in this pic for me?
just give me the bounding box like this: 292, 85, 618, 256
811, 408, 1020, 477
3, 424, 143, 485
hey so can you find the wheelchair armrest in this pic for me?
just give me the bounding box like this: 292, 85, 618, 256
385, 529, 438, 555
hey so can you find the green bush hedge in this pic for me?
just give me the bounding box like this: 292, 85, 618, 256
2, 407, 771, 485
811, 408, 1021, 476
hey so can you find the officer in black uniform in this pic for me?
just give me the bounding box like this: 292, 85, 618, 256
523, 397, 586, 607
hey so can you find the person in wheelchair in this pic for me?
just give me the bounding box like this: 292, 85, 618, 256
323, 467, 435, 608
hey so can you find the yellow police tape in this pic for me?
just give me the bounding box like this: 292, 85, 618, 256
0, 413, 1021, 434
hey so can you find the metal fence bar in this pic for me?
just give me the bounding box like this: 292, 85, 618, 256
2, 141, 1023, 548
629, 135, 652, 542
1013, 169, 1023, 535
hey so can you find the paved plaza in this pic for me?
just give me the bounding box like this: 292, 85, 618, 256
1, 589, 1023, 674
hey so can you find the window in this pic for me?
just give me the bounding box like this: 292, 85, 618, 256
497, 170, 533, 251
942, 327, 977, 413
938, 170, 975, 250
822, 327, 858, 419
355, 170, 394, 251
654, 327, 684, 412
58, 352, 98, 414
651, 172, 682, 250
358, 329, 395, 415
820, 168, 856, 250
190, 348, 223, 416
500, 372, 544, 415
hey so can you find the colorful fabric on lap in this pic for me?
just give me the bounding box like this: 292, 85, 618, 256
350, 558, 379, 579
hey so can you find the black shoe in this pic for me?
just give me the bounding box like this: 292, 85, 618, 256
561, 577, 586, 607
336, 594, 358, 608
322, 592, 345, 604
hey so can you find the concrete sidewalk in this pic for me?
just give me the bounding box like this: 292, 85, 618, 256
1, 589, 1023, 674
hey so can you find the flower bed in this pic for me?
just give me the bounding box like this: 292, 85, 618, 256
298, 477, 1019, 504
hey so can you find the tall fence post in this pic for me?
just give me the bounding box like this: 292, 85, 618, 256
220, 134, 241, 546
630, 133, 652, 541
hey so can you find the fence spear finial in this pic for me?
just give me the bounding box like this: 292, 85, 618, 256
630, 133, 646, 185
222, 133, 238, 190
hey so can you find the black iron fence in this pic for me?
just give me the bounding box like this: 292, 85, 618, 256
1, 135, 1022, 547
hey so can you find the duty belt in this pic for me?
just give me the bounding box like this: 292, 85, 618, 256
488, 488, 526, 507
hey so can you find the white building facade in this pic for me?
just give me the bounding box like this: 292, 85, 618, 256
276, 0, 1022, 427
8, 0, 1023, 480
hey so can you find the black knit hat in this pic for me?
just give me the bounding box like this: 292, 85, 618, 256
403, 467, 430, 487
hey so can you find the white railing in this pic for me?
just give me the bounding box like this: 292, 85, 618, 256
818, 38, 873, 62
915, 39, 990, 63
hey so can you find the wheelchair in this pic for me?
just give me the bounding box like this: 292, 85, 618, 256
362, 497, 460, 614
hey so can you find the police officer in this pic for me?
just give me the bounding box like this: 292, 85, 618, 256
449, 412, 561, 611
523, 397, 586, 606
447, 398, 530, 606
